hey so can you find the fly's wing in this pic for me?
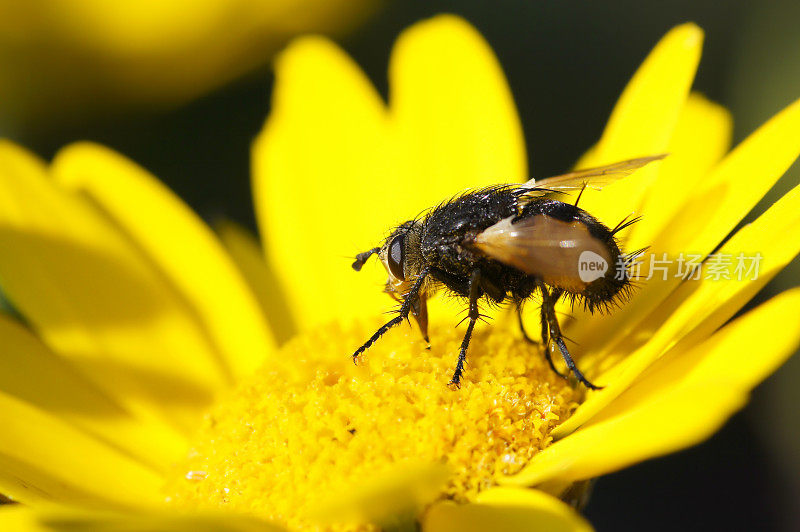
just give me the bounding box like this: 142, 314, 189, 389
473, 214, 614, 293
518, 154, 666, 198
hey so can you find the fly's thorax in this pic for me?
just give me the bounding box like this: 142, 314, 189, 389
378, 220, 425, 295
419, 188, 519, 276
420, 188, 519, 248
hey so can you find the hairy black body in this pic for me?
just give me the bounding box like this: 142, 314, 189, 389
351, 156, 663, 389
421, 188, 534, 303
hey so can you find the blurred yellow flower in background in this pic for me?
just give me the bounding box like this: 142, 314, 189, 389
0, 0, 377, 130
1, 13, 800, 532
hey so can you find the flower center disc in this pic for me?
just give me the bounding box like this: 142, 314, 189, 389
164, 317, 581, 528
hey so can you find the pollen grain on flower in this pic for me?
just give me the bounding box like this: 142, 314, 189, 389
164, 317, 581, 528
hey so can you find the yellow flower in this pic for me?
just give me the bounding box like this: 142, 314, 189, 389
0, 0, 375, 128
1, 14, 800, 532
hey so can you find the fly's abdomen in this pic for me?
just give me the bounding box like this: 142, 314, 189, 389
474, 215, 614, 289
472, 199, 632, 312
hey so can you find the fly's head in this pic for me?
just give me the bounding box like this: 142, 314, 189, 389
377, 220, 425, 299
351, 220, 425, 299
352, 220, 430, 342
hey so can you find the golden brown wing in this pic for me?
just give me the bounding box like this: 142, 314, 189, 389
473, 214, 615, 294
518, 154, 666, 196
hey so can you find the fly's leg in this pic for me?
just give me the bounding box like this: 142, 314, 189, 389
449, 269, 483, 389
538, 281, 601, 389
353, 268, 429, 362
534, 302, 568, 379
519, 306, 566, 378
386, 288, 429, 344
410, 292, 430, 344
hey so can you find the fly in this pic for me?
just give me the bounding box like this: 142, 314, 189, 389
351, 155, 664, 389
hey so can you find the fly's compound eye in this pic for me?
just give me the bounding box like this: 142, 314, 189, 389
387, 234, 405, 281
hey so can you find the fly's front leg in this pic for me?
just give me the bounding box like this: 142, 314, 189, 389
449, 269, 483, 389
353, 268, 429, 362
410, 292, 430, 344
538, 281, 601, 389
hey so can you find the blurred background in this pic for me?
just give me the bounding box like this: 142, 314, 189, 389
2, 1, 799, 530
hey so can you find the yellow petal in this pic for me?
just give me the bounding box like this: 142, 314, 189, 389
0, 506, 284, 532
567, 94, 800, 378
424, 487, 593, 532
0, 392, 162, 508
554, 177, 800, 438
630, 93, 732, 250
590, 23, 703, 162
253, 35, 391, 330
653, 96, 800, 257
387, 14, 527, 327
53, 142, 275, 380
639, 180, 800, 355
216, 220, 296, 343
558, 94, 731, 358
313, 462, 449, 528
502, 383, 745, 487
0, 314, 185, 471
0, 140, 225, 431
506, 289, 800, 486
254, 16, 527, 330
0, 506, 50, 532
389, 14, 526, 196
591, 287, 800, 425
577, 23, 703, 224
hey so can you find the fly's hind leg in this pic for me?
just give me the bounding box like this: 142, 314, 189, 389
449, 269, 483, 389
518, 306, 567, 378
538, 281, 601, 389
